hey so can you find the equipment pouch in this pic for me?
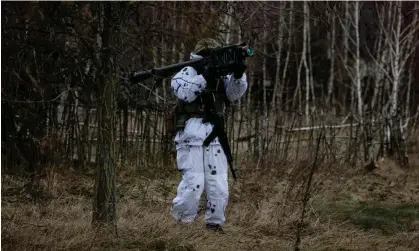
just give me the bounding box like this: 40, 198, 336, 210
165, 105, 177, 137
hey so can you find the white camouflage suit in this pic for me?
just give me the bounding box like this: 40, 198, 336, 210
170, 52, 248, 226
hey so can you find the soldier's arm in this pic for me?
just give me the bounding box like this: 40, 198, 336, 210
170, 66, 207, 103
224, 73, 248, 102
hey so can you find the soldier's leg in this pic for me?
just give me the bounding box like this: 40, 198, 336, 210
171, 145, 205, 223
203, 144, 229, 226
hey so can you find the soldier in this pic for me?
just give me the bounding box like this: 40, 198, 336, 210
169, 38, 248, 231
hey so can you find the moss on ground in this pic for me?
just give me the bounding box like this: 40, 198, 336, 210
316, 200, 419, 234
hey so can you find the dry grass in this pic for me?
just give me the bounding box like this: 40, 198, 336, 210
2, 155, 419, 251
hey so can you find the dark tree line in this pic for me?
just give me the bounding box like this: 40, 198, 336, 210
2, 1, 418, 205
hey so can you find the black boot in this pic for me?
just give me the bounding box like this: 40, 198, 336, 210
206, 223, 224, 233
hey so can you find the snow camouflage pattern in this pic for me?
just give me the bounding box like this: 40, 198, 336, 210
170, 52, 248, 225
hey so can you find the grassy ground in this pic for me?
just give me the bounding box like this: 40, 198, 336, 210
2, 154, 419, 251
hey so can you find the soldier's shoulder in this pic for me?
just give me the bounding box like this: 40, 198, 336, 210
175, 66, 198, 76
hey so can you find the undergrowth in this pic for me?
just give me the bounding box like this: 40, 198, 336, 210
2, 154, 419, 251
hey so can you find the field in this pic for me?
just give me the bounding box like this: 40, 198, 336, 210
2, 152, 419, 251
3, 1, 419, 250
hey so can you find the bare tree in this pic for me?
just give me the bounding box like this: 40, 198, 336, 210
354, 1, 363, 123
303, 1, 312, 125
92, 2, 117, 234
2, 1, 419, 197
326, 4, 336, 107
271, 2, 285, 110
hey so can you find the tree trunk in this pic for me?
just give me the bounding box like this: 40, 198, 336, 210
92, 2, 117, 234
326, 4, 336, 107
303, 1, 311, 125
272, 1, 285, 110
354, 1, 363, 123
282, 1, 293, 112
390, 3, 402, 117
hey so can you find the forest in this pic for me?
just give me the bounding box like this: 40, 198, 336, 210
2, 1, 419, 251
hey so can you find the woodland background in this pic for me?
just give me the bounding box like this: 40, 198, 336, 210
2, 1, 419, 251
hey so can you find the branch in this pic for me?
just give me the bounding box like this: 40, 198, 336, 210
286, 123, 359, 132
3, 89, 73, 104
336, 11, 357, 46
364, 41, 394, 83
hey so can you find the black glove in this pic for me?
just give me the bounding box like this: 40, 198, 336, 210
232, 63, 247, 79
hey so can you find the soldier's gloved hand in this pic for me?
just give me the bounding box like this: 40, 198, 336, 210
232, 63, 247, 79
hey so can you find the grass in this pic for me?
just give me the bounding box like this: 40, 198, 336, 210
2, 156, 419, 251
349, 203, 419, 233
315, 200, 419, 234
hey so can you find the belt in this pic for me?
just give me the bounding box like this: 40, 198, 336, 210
188, 113, 204, 118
